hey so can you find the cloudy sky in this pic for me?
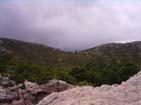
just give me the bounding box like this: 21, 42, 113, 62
0, 0, 141, 51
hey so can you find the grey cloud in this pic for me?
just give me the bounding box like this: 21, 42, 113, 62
0, 0, 141, 51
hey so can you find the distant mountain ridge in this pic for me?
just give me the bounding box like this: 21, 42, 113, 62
0, 37, 141, 67
84, 41, 141, 54
0, 37, 92, 67
84, 41, 141, 67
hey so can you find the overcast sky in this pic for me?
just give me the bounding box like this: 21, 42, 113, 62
0, 0, 141, 51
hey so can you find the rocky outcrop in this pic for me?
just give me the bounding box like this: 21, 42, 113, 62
24, 80, 74, 104
0, 76, 73, 105
38, 71, 141, 105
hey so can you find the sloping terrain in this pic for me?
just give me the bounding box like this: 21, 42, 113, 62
1, 37, 141, 68
84, 42, 141, 67
38, 71, 141, 105
0, 38, 141, 105
0, 38, 91, 67
0, 37, 140, 85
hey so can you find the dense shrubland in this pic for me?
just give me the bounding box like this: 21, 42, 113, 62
0, 54, 139, 86
69, 61, 139, 86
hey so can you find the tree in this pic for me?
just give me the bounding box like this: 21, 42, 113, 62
11, 64, 52, 84
0, 55, 12, 73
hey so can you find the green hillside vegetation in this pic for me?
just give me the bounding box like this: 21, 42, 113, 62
0, 38, 92, 67
0, 38, 140, 86
69, 57, 139, 86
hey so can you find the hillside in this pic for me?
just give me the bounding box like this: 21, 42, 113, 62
0, 38, 92, 67
1, 37, 141, 67
83, 41, 141, 68
0, 37, 140, 85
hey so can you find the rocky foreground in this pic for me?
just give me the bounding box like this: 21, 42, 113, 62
38, 71, 141, 105
0, 76, 73, 105
0, 71, 140, 105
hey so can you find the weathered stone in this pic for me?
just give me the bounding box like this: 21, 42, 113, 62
37, 71, 141, 105
0, 75, 73, 105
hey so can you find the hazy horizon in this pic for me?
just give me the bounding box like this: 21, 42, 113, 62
0, 0, 141, 51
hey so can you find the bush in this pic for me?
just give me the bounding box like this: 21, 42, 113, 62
69, 59, 139, 86
0, 55, 12, 73
10, 64, 53, 84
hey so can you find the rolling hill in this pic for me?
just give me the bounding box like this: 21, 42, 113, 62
84, 42, 141, 68
0, 38, 92, 67
0, 37, 140, 85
